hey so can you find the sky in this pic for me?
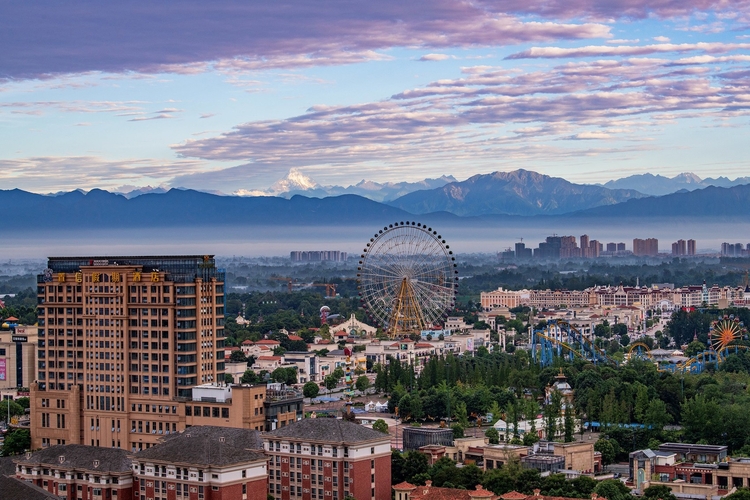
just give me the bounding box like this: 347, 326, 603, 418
1, 1, 749, 195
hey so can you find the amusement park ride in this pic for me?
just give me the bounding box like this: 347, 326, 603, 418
357, 221, 459, 338
532, 316, 748, 374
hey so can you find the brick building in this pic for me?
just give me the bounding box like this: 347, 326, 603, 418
14, 444, 134, 499
132, 426, 268, 500
263, 418, 392, 500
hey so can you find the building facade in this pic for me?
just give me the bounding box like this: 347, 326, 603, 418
0, 325, 38, 389
131, 426, 268, 500
263, 419, 392, 500
14, 444, 134, 499
31, 255, 227, 450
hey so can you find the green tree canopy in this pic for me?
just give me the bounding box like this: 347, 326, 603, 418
303, 381, 320, 399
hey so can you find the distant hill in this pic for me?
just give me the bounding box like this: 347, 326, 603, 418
603, 172, 750, 196
0, 188, 422, 230
569, 183, 750, 218
387, 169, 647, 216
4, 179, 750, 234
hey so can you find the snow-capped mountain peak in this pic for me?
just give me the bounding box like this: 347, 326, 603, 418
269, 168, 320, 194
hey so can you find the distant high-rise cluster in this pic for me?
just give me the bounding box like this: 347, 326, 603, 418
671, 239, 696, 256
633, 238, 659, 256
289, 251, 347, 262
721, 242, 750, 257
501, 235, 627, 259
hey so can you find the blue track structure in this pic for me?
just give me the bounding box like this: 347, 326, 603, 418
658, 345, 749, 374
531, 320, 616, 367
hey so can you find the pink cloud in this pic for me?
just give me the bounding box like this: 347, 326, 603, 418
171, 56, 750, 183
507, 42, 750, 59
0, 1, 611, 80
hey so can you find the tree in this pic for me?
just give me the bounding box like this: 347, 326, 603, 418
372, 419, 389, 434
332, 366, 345, 380
403, 451, 429, 483
451, 423, 465, 439
230, 350, 248, 363
485, 427, 500, 444
563, 406, 575, 443
240, 369, 260, 384
355, 375, 370, 393
644, 399, 672, 430
595, 438, 616, 466
593, 479, 631, 500
271, 366, 298, 385
324, 375, 338, 393
725, 489, 750, 500
643, 485, 678, 500
303, 381, 320, 399
391, 450, 406, 484
223, 373, 235, 384
0, 400, 24, 423
1, 428, 30, 456
544, 391, 562, 441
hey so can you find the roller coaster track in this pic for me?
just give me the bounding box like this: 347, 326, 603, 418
531, 320, 616, 367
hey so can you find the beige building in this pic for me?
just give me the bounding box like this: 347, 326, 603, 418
0, 325, 38, 389
30, 255, 227, 450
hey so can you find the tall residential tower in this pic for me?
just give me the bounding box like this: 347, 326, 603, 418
31, 256, 226, 449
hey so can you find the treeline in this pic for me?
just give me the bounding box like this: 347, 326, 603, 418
374, 345, 750, 459
392, 451, 652, 500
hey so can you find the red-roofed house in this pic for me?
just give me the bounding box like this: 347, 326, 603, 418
394, 481, 496, 500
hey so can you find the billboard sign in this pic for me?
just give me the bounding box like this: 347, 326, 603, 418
0, 359, 6, 381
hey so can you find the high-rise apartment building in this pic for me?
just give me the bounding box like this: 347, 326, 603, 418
687, 239, 696, 256
31, 256, 226, 449
633, 238, 659, 256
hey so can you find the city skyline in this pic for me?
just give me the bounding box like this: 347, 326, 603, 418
1, 2, 749, 194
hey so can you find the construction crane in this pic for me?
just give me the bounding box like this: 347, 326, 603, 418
268, 276, 294, 292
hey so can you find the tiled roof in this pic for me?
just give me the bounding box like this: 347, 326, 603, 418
0, 475, 60, 500
256, 340, 280, 345
288, 335, 303, 341
14, 444, 131, 473
501, 492, 528, 500
393, 481, 416, 490
257, 355, 281, 361
406, 482, 496, 500
134, 426, 265, 466
264, 419, 390, 444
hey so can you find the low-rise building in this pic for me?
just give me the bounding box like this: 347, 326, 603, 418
14, 444, 134, 499
132, 425, 268, 500
263, 418, 392, 500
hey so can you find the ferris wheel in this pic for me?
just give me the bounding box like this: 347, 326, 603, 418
357, 221, 458, 337
710, 315, 746, 351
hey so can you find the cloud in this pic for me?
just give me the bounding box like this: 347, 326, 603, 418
507, 42, 750, 59
0, 156, 208, 192
0, 1, 612, 80
653, 36, 671, 42
419, 54, 453, 61
199, 113, 215, 119
168, 55, 750, 191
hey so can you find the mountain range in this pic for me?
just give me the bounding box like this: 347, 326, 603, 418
602, 173, 750, 196
386, 170, 646, 216
232, 168, 458, 202
4, 170, 750, 231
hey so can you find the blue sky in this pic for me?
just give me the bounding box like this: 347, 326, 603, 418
1, 1, 749, 194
